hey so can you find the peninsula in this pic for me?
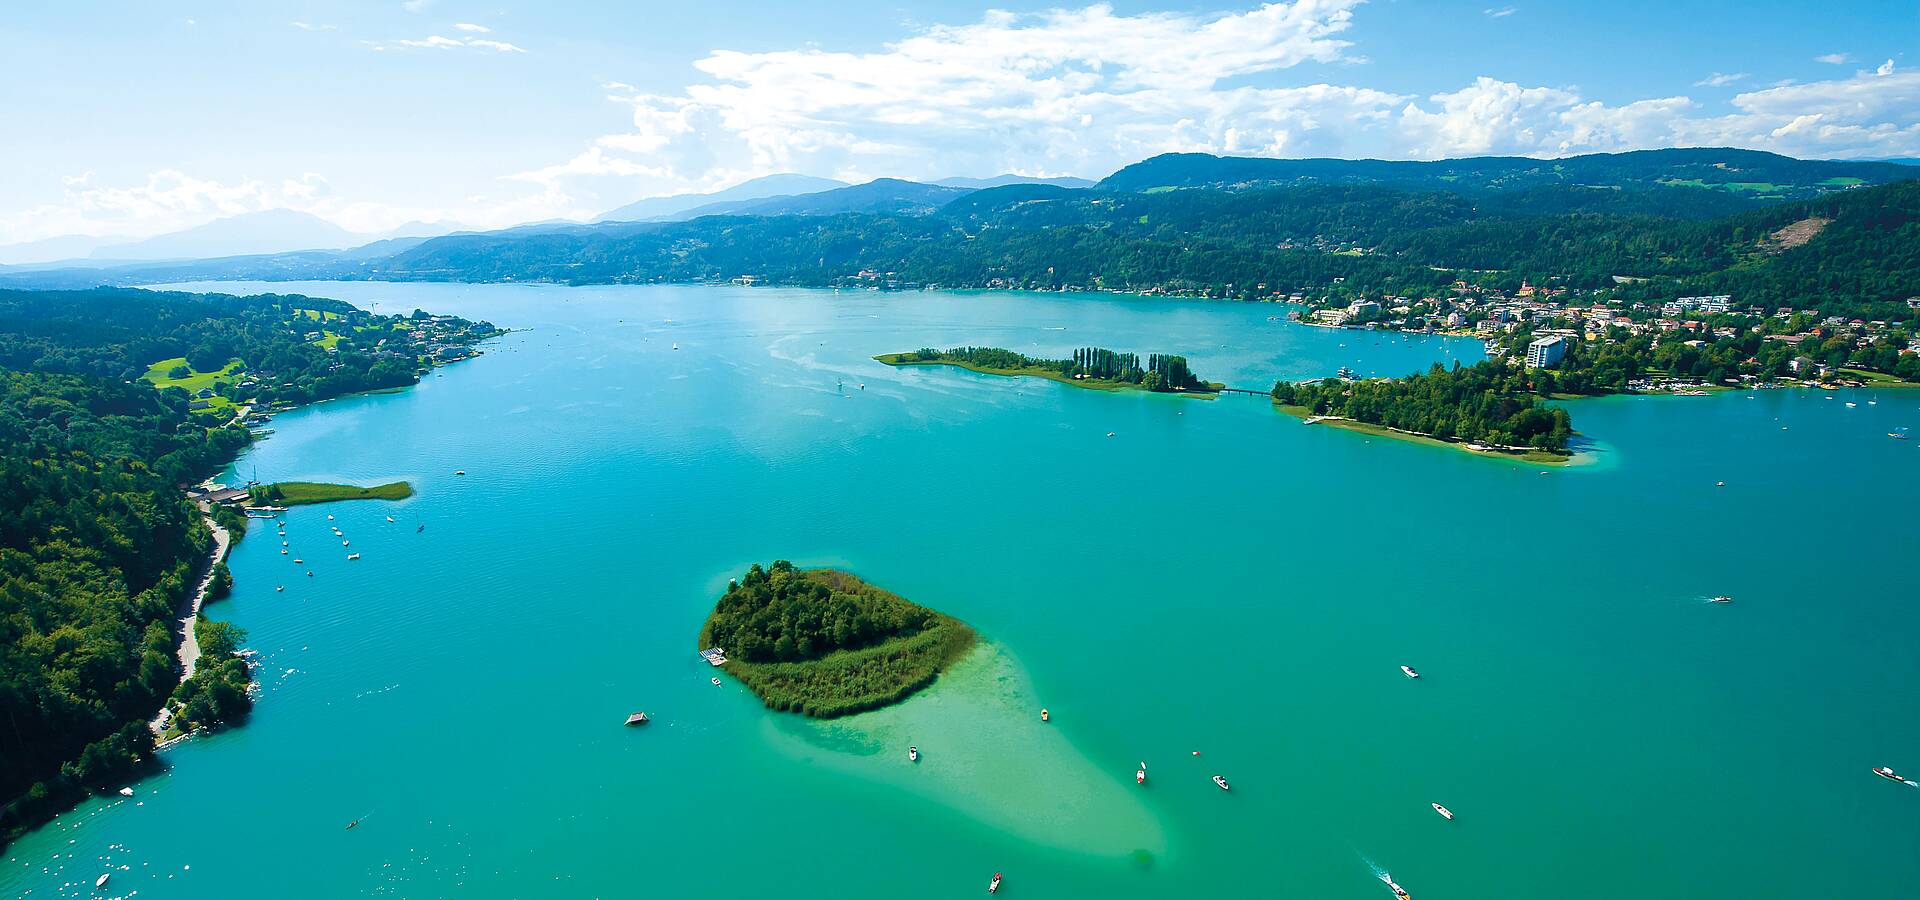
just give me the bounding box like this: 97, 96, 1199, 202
700, 562, 976, 717
1271, 362, 1575, 464
877, 346, 1222, 395
253, 480, 414, 506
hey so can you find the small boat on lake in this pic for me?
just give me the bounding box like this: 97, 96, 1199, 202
624, 712, 650, 726
118, 787, 134, 797
347, 553, 360, 560
1040, 708, 1050, 722
454, 470, 466, 476
1873, 766, 1907, 783
276, 585, 284, 592
988, 872, 1002, 893
1432, 803, 1454, 820
909, 746, 919, 762
1213, 775, 1230, 791
1710, 595, 1732, 603
293, 558, 303, 563
1401, 665, 1420, 679
95, 873, 110, 889
386, 516, 395, 523
1379, 872, 1411, 899
1892, 428, 1910, 440
711, 677, 721, 686
1136, 762, 1147, 785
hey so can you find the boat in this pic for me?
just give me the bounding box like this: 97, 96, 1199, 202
1892, 428, 1910, 440
293, 558, 303, 563
276, 585, 284, 592
1432, 803, 1454, 820
347, 553, 361, 560
1213, 775, 1230, 791
988, 872, 1002, 893
1401, 665, 1420, 679
1873, 766, 1906, 782
281, 549, 288, 555
1136, 762, 1147, 785
624, 712, 650, 726
1040, 708, 1050, 722
342, 540, 350, 547
672, 343, 679, 350
96, 873, 110, 889
327, 514, 334, 520
386, 516, 395, 523
454, 470, 466, 476
118, 787, 134, 797
1378, 872, 1411, 899
711, 677, 721, 685
1709, 595, 1732, 603
417, 523, 426, 533
1846, 402, 1857, 408
909, 746, 919, 762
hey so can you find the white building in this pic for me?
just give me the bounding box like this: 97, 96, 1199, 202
1526, 335, 1568, 369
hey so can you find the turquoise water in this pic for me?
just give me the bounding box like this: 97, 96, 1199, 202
8, 282, 1919, 899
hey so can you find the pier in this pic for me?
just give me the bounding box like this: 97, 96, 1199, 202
1215, 387, 1270, 397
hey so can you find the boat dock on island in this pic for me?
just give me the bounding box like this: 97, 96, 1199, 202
699, 647, 728, 666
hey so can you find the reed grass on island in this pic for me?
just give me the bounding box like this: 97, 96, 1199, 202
255, 481, 414, 505
700, 562, 977, 718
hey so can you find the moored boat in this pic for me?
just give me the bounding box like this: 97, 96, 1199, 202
118, 787, 134, 797
347, 553, 361, 560
1432, 803, 1453, 820
96, 873, 110, 889
909, 745, 919, 762
1873, 765, 1905, 782
1213, 774, 1230, 791
624, 712, 650, 726
1040, 708, 1050, 722
1400, 665, 1420, 679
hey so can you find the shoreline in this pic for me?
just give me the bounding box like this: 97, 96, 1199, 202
875, 354, 1223, 398
147, 506, 232, 738
1275, 403, 1577, 466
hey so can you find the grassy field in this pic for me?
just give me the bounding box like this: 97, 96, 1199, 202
1840, 368, 1920, 388
142, 357, 243, 392
295, 308, 342, 321
1819, 177, 1867, 187
875, 353, 1221, 397
255, 481, 414, 505
1275, 403, 1573, 465
719, 620, 977, 718
312, 331, 341, 350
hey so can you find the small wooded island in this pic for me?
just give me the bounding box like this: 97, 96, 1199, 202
877, 346, 1222, 394
700, 562, 976, 717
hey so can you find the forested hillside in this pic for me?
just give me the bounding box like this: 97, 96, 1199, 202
0, 287, 498, 843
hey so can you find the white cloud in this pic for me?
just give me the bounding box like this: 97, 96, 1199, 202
1484, 6, 1516, 17
452, 22, 490, 33
1815, 53, 1852, 65
374, 32, 527, 52
401, 0, 432, 12
291, 21, 336, 32
1877, 59, 1895, 77
502, 1, 1920, 206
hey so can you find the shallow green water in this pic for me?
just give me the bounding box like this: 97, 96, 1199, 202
8, 283, 1919, 899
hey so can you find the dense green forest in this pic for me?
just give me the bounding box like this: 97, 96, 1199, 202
0, 287, 497, 844
374, 173, 1918, 323
885, 346, 1215, 392
700, 562, 976, 717
1272, 362, 1574, 453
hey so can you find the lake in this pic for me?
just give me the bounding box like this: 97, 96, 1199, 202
7, 282, 1918, 899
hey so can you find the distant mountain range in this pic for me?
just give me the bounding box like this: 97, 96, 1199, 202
1100, 148, 1915, 200
4, 149, 1913, 314
593, 174, 848, 222
0, 209, 473, 268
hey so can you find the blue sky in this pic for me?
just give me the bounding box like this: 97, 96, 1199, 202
0, 0, 1914, 246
